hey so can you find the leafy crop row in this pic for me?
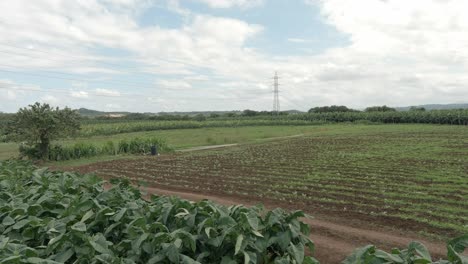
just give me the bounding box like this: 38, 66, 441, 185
78, 120, 320, 137
0, 161, 317, 263
75, 109, 467, 137
27, 137, 171, 161
344, 237, 468, 264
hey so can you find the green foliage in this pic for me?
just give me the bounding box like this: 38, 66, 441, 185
117, 137, 171, 154
410, 106, 426, 112
78, 120, 323, 137
47, 138, 171, 161
74, 110, 468, 138
308, 105, 357, 113
5, 103, 80, 159
0, 113, 14, 143
365, 105, 397, 112
343, 236, 468, 264
193, 114, 207, 122
0, 161, 317, 263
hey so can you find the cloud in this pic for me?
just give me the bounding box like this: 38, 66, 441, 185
95, 88, 121, 97
194, 0, 264, 9
70, 90, 89, 98
0, 0, 467, 112
157, 80, 192, 90
40, 95, 59, 104
0, 79, 40, 100
287, 38, 315, 43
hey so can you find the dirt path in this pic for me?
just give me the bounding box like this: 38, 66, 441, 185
142, 186, 447, 264
177, 144, 238, 152
176, 133, 305, 152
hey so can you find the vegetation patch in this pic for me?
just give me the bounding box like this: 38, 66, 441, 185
46, 137, 172, 161
0, 161, 317, 263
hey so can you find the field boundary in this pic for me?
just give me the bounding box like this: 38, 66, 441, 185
177, 133, 305, 152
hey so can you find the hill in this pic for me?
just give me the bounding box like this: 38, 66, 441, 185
395, 103, 468, 111
76, 108, 131, 117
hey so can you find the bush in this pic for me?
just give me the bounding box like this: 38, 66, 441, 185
117, 137, 171, 155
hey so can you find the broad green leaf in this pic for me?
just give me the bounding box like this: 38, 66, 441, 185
48, 234, 64, 246
80, 210, 94, 223
71, 222, 86, 232
220, 256, 237, 264
132, 233, 148, 252
288, 242, 304, 263
448, 234, 468, 253
243, 251, 251, 264
113, 208, 127, 222
2, 216, 14, 226
0, 256, 21, 263
12, 219, 29, 229
342, 245, 376, 264
408, 241, 432, 261
54, 248, 74, 262
235, 234, 244, 255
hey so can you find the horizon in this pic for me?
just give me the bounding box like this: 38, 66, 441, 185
1, 0, 468, 112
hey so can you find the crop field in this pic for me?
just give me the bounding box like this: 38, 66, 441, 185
72, 124, 468, 240
0, 125, 319, 162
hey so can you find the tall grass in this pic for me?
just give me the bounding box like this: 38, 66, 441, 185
48, 137, 171, 161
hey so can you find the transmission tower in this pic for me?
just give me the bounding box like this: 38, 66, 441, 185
273, 71, 280, 114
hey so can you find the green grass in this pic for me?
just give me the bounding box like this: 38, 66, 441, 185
0, 125, 324, 165
0, 143, 17, 160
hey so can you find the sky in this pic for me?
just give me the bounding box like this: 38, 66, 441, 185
0, 0, 467, 113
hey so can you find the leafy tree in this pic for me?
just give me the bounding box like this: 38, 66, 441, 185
364, 105, 397, 112
5, 103, 80, 160
242, 109, 258, 117
409, 106, 426, 112
308, 105, 357, 113
193, 113, 206, 121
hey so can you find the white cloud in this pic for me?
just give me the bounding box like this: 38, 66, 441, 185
157, 80, 192, 90
70, 90, 89, 98
95, 88, 121, 97
0, 79, 41, 101
40, 95, 59, 104
194, 0, 264, 9
287, 38, 315, 43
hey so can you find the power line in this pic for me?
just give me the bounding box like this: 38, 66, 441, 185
0, 40, 199, 72
0, 65, 158, 90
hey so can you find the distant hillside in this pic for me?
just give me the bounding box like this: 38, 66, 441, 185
395, 103, 468, 111
77, 108, 131, 117
157, 111, 241, 116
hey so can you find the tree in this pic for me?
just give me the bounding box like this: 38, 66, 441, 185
6, 103, 80, 160
308, 105, 357, 113
242, 109, 258, 117
364, 105, 396, 112
409, 106, 426, 112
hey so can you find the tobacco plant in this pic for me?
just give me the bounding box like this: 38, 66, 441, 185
0, 160, 317, 263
